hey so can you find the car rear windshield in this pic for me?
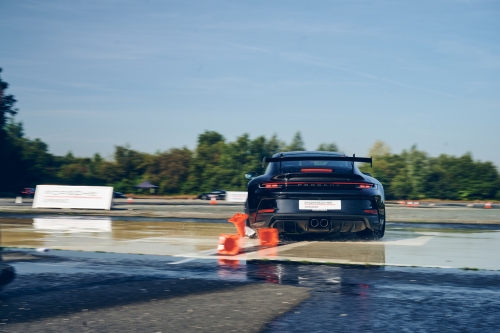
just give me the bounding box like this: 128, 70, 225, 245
271, 160, 353, 173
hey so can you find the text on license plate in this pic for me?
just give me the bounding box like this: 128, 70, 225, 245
299, 200, 341, 211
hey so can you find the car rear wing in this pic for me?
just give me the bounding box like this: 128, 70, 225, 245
262, 154, 372, 173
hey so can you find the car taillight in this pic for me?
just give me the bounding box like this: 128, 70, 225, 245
364, 209, 378, 214
260, 183, 283, 188
357, 183, 375, 189
257, 208, 275, 213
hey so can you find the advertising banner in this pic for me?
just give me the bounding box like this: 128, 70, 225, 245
32, 185, 113, 210
225, 191, 248, 202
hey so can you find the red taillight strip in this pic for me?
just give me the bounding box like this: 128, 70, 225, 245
300, 168, 332, 173
364, 209, 378, 214
257, 208, 275, 213
261, 182, 374, 186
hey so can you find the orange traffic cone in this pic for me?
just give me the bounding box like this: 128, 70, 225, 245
127, 197, 133, 204
485, 202, 492, 209
258, 228, 279, 247
210, 196, 217, 205
217, 234, 240, 256
228, 213, 248, 237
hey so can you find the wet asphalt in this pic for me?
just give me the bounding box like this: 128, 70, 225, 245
1, 249, 500, 332
1, 205, 500, 332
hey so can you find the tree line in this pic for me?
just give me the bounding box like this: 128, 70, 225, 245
1, 68, 499, 200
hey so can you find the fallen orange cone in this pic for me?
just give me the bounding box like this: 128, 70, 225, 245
217, 234, 240, 256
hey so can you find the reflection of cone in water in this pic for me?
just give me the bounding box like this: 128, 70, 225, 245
258, 228, 279, 247
210, 196, 217, 205
218, 259, 240, 266
217, 234, 240, 255
228, 213, 248, 237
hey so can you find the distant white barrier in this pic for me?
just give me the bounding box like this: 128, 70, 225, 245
32, 185, 113, 210
33, 218, 112, 233
225, 191, 248, 202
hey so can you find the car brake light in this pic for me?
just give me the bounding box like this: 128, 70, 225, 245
364, 209, 378, 214
257, 208, 275, 213
300, 168, 332, 173
260, 183, 283, 188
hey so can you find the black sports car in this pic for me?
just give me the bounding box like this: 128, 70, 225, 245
245, 151, 385, 238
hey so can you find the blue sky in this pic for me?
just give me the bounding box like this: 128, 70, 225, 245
1, 0, 499, 166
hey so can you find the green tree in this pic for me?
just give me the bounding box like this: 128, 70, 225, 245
402, 145, 429, 199
317, 143, 339, 152
265, 134, 286, 156
146, 148, 192, 194
0, 68, 18, 139
184, 131, 226, 193
286, 131, 306, 151
368, 140, 391, 157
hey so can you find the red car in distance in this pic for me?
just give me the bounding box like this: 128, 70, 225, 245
21, 188, 36, 197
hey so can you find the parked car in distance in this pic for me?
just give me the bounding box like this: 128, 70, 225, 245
21, 188, 35, 197
197, 190, 226, 200
113, 192, 127, 198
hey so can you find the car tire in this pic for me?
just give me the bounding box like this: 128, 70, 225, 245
364, 217, 385, 240
376, 217, 386, 239
0, 264, 15, 291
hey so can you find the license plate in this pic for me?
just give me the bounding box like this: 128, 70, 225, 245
299, 200, 341, 211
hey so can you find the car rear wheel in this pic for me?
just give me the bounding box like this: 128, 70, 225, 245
358, 218, 385, 240
376, 218, 386, 239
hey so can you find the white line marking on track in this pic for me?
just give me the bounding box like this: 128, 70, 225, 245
382, 236, 434, 246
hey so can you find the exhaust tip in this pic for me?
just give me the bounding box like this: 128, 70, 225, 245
320, 219, 329, 228
310, 219, 319, 228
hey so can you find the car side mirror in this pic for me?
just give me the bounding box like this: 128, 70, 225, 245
245, 172, 257, 180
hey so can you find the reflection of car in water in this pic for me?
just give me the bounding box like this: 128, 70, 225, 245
197, 190, 226, 200
245, 151, 386, 238
246, 257, 385, 286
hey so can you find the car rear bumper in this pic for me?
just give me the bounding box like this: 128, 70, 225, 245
250, 213, 381, 234
247, 197, 385, 235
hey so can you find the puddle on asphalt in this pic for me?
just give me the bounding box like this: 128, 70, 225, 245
1, 217, 234, 255
2, 217, 500, 270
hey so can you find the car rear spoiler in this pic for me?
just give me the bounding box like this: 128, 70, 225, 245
262, 154, 372, 172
